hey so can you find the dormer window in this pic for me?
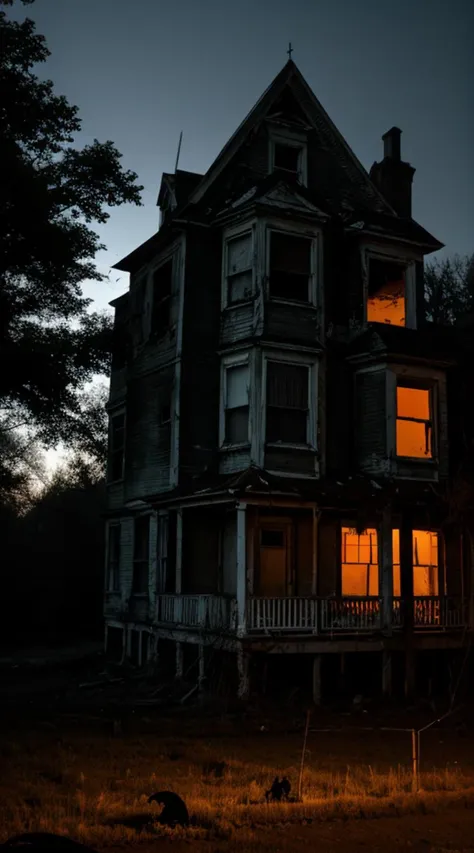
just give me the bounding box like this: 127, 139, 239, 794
269, 129, 308, 186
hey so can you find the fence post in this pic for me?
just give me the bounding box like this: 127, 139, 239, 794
411, 728, 418, 792
298, 710, 311, 801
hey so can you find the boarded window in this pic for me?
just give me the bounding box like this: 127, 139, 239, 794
109, 413, 125, 482
274, 143, 301, 175
392, 529, 439, 596
266, 361, 309, 444
341, 527, 379, 596
151, 259, 173, 338
226, 232, 253, 304
261, 529, 285, 547
269, 231, 312, 302
133, 515, 150, 594
107, 524, 121, 592
224, 364, 249, 444
396, 385, 433, 458
367, 259, 406, 326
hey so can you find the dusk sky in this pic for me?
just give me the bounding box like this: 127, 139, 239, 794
13, 0, 473, 318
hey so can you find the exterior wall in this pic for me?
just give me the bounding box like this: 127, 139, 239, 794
124, 368, 173, 500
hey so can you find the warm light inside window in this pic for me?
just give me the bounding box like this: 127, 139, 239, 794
341, 527, 378, 596
367, 259, 406, 326
396, 386, 432, 458
392, 529, 439, 596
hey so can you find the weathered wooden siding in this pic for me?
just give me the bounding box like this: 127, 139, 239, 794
179, 226, 221, 481
445, 526, 463, 597
222, 513, 237, 595
182, 510, 220, 594
220, 303, 255, 345
124, 369, 173, 500
263, 301, 319, 345
324, 349, 352, 476
264, 447, 317, 475
354, 369, 388, 474
318, 516, 338, 597
120, 517, 134, 607
295, 513, 313, 596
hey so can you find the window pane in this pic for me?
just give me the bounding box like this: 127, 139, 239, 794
261, 529, 285, 547
270, 271, 309, 301
342, 564, 374, 596
134, 516, 150, 561
267, 362, 308, 409
226, 365, 248, 408
266, 407, 307, 443
228, 270, 252, 303
109, 525, 121, 562
270, 233, 311, 274
367, 259, 406, 327
225, 406, 249, 444
392, 529, 400, 564
274, 144, 300, 172
227, 233, 252, 275
396, 419, 432, 458
397, 387, 430, 420
413, 566, 439, 596
111, 414, 125, 449
393, 564, 401, 597
413, 530, 438, 567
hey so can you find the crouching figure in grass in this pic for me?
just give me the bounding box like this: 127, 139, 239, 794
148, 791, 190, 827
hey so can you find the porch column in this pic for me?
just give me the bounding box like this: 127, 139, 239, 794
400, 512, 415, 700
175, 641, 183, 679
237, 643, 249, 699
236, 502, 247, 637
380, 505, 393, 634
175, 508, 183, 594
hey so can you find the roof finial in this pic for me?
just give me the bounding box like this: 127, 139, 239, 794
287, 42, 293, 60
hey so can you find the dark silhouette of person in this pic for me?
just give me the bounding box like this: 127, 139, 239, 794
265, 777, 283, 802
281, 777, 291, 800
148, 791, 189, 827
1, 834, 98, 853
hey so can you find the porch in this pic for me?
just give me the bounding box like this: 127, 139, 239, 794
155, 593, 469, 635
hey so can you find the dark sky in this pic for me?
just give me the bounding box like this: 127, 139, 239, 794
13, 0, 474, 314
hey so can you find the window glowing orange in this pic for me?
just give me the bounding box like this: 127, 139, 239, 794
392, 529, 439, 596
396, 386, 432, 458
341, 527, 378, 596
367, 260, 406, 326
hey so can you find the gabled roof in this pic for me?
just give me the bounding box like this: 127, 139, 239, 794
157, 169, 203, 210
214, 172, 330, 223
182, 60, 395, 217
345, 211, 443, 253
346, 322, 458, 364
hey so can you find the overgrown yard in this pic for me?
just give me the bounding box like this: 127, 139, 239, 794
2, 706, 474, 853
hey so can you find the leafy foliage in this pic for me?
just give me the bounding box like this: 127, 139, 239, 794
425, 253, 474, 325
0, 2, 142, 462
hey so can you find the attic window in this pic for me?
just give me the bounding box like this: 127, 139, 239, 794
396, 385, 433, 459
151, 259, 173, 338
274, 143, 301, 175
269, 231, 312, 302
367, 258, 406, 326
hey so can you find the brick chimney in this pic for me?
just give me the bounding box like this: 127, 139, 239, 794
369, 127, 415, 218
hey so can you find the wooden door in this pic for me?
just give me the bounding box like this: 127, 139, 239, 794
257, 520, 293, 597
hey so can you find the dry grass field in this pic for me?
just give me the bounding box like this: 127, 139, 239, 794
2, 708, 474, 853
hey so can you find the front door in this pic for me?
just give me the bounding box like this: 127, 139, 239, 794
257, 520, 293, 597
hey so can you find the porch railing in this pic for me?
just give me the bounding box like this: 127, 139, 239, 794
247, 597, 318, 633
393, 596, 467, 630
320, 597, 381, 632
156, 594, 236, 632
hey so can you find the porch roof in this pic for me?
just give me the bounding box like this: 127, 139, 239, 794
148, 466, 447, 515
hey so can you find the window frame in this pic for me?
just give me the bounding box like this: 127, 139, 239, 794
106, 522, 121, 593
107, 408, 126, 484
150, 254, 174, 340
219, 353, 251, 449
221, 222, 256, 310
132, 514, 151, 597
340, 526, 379, 598
262, 352, 317, 450
395, 381, 435, 461
156, 512, 169, 594
363, 246, 418, 330
266, 225, 318, 307
268, 128, 308, 186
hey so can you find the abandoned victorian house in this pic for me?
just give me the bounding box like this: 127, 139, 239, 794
104, 59, 468, 702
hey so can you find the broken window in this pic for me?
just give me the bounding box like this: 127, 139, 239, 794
225, 231, 253, 305
273, 143, 302, 176
261, 529, 285, 548
392, 529, 439, 596
224, 363, 249, 444
133, 515, 150, 595
396, 385, 433, 458
109, 412, 125, 482
341, 527, 379, 596
151, 259, 173, 338
269, 231, 312, 302
107, 524, 121, 592
367, 258, 406, 326
266, 361, 309, 444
